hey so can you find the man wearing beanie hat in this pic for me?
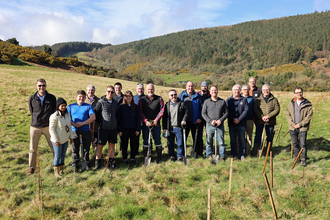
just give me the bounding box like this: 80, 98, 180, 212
28, 79, 56, 175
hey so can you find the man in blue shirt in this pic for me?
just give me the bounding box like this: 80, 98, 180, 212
68, 90, 95, 172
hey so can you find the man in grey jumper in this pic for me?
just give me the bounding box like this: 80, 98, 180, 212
202, 86, 228, 161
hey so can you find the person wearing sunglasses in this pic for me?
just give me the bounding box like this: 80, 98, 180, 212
28, 78, 56, 175
94, 86, 118, 170
163, 89, 188, 162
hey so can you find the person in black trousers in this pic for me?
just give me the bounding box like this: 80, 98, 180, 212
118, 91, 141, 166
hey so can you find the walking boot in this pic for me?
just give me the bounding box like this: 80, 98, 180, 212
59, 164, 64, 176
54, 166, 62, 179
108, 158, 116, 170
156, 147, 162, 164
94, 159, 101, 171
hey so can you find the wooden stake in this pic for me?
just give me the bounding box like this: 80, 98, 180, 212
263, 173, 278, 220
291, 142, 293, 159
228, 158, 233, 200
172, 173, 175, 205
36, 148, 44, 217
259, 137, 267, 159
262, 142, 272, 173
273, 124, 282, 145
283, 130, 289, 137
291, 148, 303, 170
270, 151, 273, 187
207, 188, 211, 220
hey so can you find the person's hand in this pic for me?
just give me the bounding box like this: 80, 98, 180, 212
294, 124, 300, 129
69, 139, 73, 144
216, 120, 222, 126
181, 121, 186, 126
75, 122, 84, 127
146, 121, 152, 127
119, 132, 122, 137
135, 131, 140, 136
152, 120, 158, 126
55, 142, 60, 147
195, 119, 202, 124
234, 118, 240, 124
211, 120, 216, 126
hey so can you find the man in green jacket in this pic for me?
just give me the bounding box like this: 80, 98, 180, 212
252, 84, 280, 156
286, 87, 313, 166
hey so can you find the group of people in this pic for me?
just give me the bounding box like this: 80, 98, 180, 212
27, 77, 313, 178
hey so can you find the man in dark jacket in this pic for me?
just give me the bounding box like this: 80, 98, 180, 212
226, 85, 249, 160
28, 78, 56, 175
286, 87, 313, 166
178, 81, 204, 157
139, 83, 165, 163
94, 85, 118, 170
163, 89, 188, 161
202, 86, 228, 161
133, 83, 145, 156
253, 84, 280, 156
248, 77, 262, 100
113, 82, 124, 105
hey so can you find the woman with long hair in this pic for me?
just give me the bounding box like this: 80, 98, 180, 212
118, 91, 141, 166
49, 97, 74, 178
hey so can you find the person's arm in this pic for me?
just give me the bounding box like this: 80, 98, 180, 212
226, 98, 235, 121
201, 100, 212, 124
49, 114, 59, 143
219, 101, 228, 123
117, 105, 123, 133
253, 99, 263, 120
139, 99, 148, 123
162, 103, 168, 130
135, 106, 141, 133
182, 102, 188, 124
286, 102, 295, 128
268, 97, 280, 119
154, 96, 165, 122
298, 104, 313, 127
29, 96, 33, 115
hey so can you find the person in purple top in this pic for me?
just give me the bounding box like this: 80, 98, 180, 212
67, 90, 95, 172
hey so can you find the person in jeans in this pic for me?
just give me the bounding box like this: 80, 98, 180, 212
202, 86, 228, 161
286, 86, 313, 166
226, 85, 249, 160
162, 89, 188, 162
139, 83, 165, 163
28, 78, 56, 175
242, 84, 254, 156
178, 81, 203, 157
94, 86, 118, 170
67, 90, 96, 172
49, 97, 74, 178
253, 84, 280, 156
118, 91, 141, 166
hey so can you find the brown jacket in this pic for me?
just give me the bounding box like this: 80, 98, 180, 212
85, 95, 100, 133
286, 98, 313, 132
253, 93, 280, 126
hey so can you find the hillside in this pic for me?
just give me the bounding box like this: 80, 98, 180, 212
82, 11, 330, 91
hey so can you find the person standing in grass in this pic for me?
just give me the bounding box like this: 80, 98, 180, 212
139, 83, 165, 163
252, 84, 280, 156
248, 77, 262, 100
241, 84, 254, 157
118, 91, 141, 166
49, 98, 74, 178
28, 78, 56, 175
198, 81, 211, 131
94, 86, 118, 170
85, 84, 100, 151
163, 89, 188, 162
133, 83, 145, 156
226, 85, 249, 161
286, 87, 313, 167
178, 81, 204, 157
67, 90, 96, 172
202, 86, 228, 161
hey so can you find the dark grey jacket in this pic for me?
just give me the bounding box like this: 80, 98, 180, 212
95, 97, 118, 130
202, 97, 228, 125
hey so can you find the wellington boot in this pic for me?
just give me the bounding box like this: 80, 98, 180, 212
156, 147, 162, 164
54, 167, 62, 179
59, 165, 64, 176
94, 159, 101, 171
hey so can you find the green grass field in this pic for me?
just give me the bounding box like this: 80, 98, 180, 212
159, 72, 207, 84
0, 64, 330, 219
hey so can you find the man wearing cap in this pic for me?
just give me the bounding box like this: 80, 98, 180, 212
286, 86, 313, 166
28, 78, 56, 175
85, 84, 100, 151
178, 81, 204, 157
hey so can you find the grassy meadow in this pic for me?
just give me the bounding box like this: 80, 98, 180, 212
0, 64, 330, 219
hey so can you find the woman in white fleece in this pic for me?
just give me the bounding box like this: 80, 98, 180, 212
49, 97, 74, 178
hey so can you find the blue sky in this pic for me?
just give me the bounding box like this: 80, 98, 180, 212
0, 0, 329, 46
